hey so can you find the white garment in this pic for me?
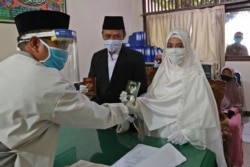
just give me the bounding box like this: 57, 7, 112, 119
134, 29, 227, 167
0, 52, 129, 167
108, 52, 119, 80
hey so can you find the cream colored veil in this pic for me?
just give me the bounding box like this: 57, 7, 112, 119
139, 28, 211, 130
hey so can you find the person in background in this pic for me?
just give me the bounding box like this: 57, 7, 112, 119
225, 31, 248, 56
120, 28, 227, 167
0, 10, 129, 167
88, 16, 147, 132
220, 66, 244, 167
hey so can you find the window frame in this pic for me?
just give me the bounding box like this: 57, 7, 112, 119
142, 0, 250, 61
225, 3, 250, 61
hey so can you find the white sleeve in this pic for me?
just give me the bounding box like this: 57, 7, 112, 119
50, 84, 129, 129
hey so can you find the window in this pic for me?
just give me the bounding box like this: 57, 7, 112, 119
142, 0, 250, 61
143, 0, 246, 14
225, 10, 250, 61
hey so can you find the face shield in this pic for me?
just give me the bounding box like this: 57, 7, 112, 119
18, 29, 80, 83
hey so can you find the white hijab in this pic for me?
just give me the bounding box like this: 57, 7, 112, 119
136, 28, 226, 167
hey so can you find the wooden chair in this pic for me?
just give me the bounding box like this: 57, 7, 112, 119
145, 66, 157, 85
209, 80, 232, 167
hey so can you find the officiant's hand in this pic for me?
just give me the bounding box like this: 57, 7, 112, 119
119, 91, 128, 104
116, 120, 130, 133
79, 85, 88, 94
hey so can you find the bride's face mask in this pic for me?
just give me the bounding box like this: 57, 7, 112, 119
165, 37, 187, 65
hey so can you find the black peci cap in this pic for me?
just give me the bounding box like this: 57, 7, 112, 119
14, 10, 70, 36
102, 16, 125, 30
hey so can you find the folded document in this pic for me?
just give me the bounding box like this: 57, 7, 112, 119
69, 160, 109, 167
111, 143, 186, 167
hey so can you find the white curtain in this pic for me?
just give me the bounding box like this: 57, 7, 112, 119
146, 6, 225, 78
191, 6, 225, 77
146, 10, 192, 49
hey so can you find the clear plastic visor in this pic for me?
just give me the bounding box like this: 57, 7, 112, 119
42, 38, 70, 50
18, 29, 77, 50
18, 29, 80, 83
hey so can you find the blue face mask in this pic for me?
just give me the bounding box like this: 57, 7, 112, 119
40, 40, 68, 70
234, 37, 242, 44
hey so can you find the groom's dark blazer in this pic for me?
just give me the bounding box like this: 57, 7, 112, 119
88, 46, 147, 104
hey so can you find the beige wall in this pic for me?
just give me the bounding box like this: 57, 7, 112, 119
0, 23, 18, 61
0, 0, 143, 76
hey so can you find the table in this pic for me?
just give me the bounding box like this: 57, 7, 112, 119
54, 126, 216, 167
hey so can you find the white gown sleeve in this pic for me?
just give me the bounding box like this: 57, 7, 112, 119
50, 84, 129, 129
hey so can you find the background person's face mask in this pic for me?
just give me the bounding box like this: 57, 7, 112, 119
165, 48, 187, 65
104, 39, 123, 53
221, 74, 233, 82
39, 40, 68, 70
234, 37, 242, 43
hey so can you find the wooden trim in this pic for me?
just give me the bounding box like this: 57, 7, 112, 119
142, 4, 217, 16
142, 0, 147, 32
142, 0, 249, 16
225, 1, 250, 8
225, 56, 250, 61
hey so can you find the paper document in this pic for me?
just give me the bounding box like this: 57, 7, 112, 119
111, 143, 186, 167
69, 160, 110, 167
135, 143, 186, 167
111, 144, 158, 167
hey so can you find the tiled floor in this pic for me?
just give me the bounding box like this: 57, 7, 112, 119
243, 116, 250, 167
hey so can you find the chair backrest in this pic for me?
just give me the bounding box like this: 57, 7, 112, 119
145, 66, 157, 85
234, 72, 241, 85
208, 80, 226, 113
208, 79, 231, 166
